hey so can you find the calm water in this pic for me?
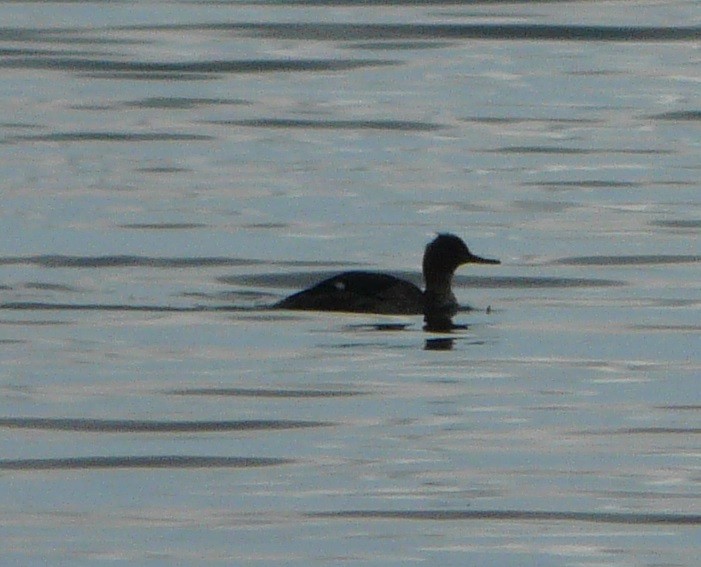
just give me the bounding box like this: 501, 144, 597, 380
1, 0, 700, 565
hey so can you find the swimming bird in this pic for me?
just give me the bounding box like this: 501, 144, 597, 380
275, 233, 499, 328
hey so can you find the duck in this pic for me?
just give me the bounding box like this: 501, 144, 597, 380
275, 233, 499, 328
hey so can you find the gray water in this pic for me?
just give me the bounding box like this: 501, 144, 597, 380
1, 1, 700, 565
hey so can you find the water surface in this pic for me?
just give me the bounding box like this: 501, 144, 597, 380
0, 0, 699, 565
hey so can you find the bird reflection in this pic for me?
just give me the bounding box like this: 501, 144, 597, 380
424, 337, 457, 350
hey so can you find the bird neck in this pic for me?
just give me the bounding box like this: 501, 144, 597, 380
423, 271, 458, 314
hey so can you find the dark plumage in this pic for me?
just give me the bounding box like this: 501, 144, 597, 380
275, 234, 500, 322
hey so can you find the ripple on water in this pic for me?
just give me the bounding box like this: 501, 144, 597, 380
165, 387, 366, 398
552, 255, 701, 266
306, 509, 701, 525
0, 417, 332, 432
221, 271, 625, 290
209, 118, 446, 131
0, 456, 291, 470
0, 56, 396, 78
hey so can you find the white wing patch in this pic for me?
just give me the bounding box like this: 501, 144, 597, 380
334, 280, 346, 291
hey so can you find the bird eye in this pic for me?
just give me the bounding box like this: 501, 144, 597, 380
334, 280, 346, 291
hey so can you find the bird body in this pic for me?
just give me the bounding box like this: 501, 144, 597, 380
275, 271, 424, 315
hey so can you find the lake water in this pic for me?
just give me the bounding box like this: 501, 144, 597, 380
1, 0, 700, 565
